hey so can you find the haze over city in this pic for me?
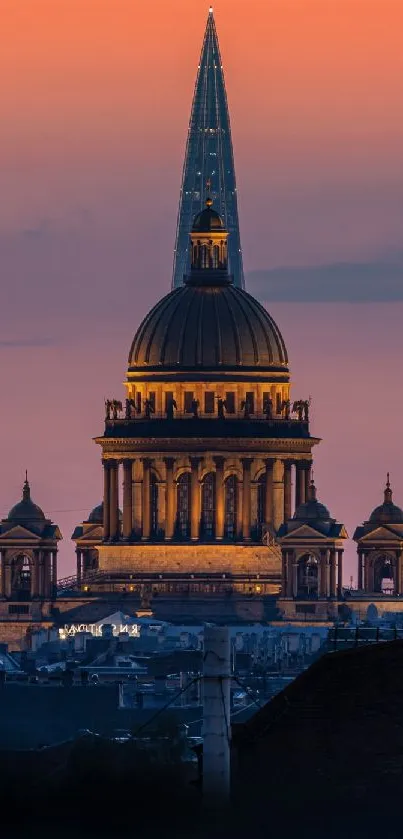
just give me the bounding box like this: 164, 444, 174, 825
2, 0, 403, 578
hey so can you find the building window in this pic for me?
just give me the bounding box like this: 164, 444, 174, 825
297, 554, 319, 598
276, 392, 282, 414
374, 554, 395, 594
165, 391, 174, 413
224, 475, 237, 539
135, 392, 141, 414
225, 392, 235, 414
11, 554, 32, 601
204, 391, 215, 414
184, 391, 194, 413
148, 392, 156, 412
177, 473, 191, 538
246, 391, 255, 414
201, 473, 215, 539
8, 604, 30, 615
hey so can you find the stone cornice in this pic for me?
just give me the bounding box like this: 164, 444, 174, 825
95, 436, 320, 456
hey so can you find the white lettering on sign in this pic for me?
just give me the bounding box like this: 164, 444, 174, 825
60, 623, 140, 638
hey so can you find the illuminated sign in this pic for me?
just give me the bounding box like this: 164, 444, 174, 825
59, 623, 140, 639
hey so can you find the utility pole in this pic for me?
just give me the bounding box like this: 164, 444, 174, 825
202, 627, 231, 805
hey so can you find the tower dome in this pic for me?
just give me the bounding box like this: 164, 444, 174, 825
294, 479, 331, 522
8, 475, 45, 523
128, 201, 288, 374
369, 474, 403, 524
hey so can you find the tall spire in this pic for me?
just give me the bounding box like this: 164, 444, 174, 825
172, 8, 244, 289
23, 471, 30, 501
384, 472, 393, 503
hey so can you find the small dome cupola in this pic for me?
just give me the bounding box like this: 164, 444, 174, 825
8, 472, 46, 523
369, 473, 403, 523
187, 198, 230, 284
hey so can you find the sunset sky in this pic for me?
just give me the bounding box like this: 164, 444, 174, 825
1, 0, 403, 579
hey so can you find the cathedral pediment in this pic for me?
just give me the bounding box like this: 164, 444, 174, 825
0, 524, 41, 541
359, 526, 403, 542
280, 524, 328, 541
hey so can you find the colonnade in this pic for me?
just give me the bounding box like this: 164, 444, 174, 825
0, 549, 57, 599
102, 456, 312, 543
282, 548, 343, 599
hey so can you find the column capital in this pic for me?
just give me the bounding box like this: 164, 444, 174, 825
103, 458, 117, 469
190, 456, 202, 469
241, 457, 252, 469
141, 457, 153, 466
213, 455, 225, 469
122, 457, 133, 467
163, 456, 176, 468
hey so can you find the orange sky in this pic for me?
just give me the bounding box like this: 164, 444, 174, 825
1, 0, 403, 579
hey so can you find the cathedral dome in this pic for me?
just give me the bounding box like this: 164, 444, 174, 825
8, 476, 45, 523
129, 285, 288, 372
128, 201, 288, 373
369, 475, 403, 524
88, 502, 104, 523
192, 200, 225, 232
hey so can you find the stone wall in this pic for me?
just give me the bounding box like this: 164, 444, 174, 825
97, 543, 281, 576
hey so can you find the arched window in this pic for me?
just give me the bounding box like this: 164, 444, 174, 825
224, 475, 237, 539
150, 473, 159, 537
177, 473, 191, 539
11, 554, 32, 600
297, 554, 319, 598
201, 473, 215, 539
374, 554, 395, 594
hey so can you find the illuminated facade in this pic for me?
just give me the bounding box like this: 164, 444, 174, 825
172, 7, 244, 289
86, 199, 317, 612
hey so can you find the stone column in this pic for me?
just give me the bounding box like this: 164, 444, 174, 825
0, 551, 5, 598
363, 553, 370, 592
214, 456, 225, 540
164, 457, 176, 540
141, 458, 152, 541
76, 548, 82, 585
109, 460, 119, 541
44, 551, 52, 598
357, 550, 363, 589
264, 460, 273, 525
321, 550, 329, 597
32, 550, 39, 598
51, 550, 57, 596
190, 457, 202, 541
103, 460, 111, 542
325, 548, 331, 597
123, 459, 133, 540
272, 458, 285, 532
5, 560, 12, 599
292, 556, 298, 598
329, 549, 336, 598
337, 549, 343, 595
281, 550, 287, 596
38, 550, 44, 598
304, 462, 312, 500
395, 549, 402, 595
283, 462, 292, 522
295, 462, 306, 509
236, 476, 243, 540
241, 458, 252, 541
